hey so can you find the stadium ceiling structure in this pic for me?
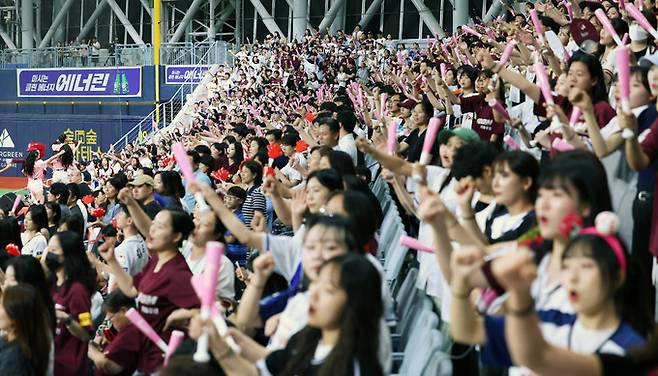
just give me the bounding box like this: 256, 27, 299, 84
0, 0, 509, 50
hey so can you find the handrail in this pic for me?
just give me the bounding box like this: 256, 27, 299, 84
110, 41, 227, 150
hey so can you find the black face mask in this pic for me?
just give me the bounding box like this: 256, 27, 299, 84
45, 253, 63, 272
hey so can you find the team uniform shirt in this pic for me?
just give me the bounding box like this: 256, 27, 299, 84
108, 234, 149, 291
482, 309, 645, 373
411, 165, 457, 322
259, 332, 334, 376
484, 206, 537, 244
20, 232, 47, 257
95, 324, 141, 376
461, 93, 505, 142
132, 253, 200, 372
53, 281, 93, 376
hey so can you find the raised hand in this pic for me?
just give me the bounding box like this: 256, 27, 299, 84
491, 248, 537, 292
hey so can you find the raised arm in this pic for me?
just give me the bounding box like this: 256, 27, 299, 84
356, 136, 414, 176
117, 188, 152, 239
449, 246, 487, 344
496, 250, 603, 376
192, 182, 264, 250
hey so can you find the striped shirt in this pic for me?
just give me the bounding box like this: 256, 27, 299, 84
242, 185, 266, 229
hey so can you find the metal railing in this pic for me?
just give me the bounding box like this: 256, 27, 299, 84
160, 41, 231, 66
0, 44, 152, 68
0, 42, 231, 69
111, 42, 226, 150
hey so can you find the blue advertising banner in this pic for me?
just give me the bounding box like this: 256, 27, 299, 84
164, 65, 210, 84
16, 66, 142, 97
0, 114, 141, 171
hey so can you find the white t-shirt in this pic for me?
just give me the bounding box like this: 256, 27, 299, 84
181, 241, 236, 300
279, 154, 306, 185
21, 233, 47, 257
337, 133, 358, 166
108, 234, 149, 291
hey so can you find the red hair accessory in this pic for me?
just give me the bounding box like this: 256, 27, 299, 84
579, 212, 626, 278
5, 244, 19, 257
305, 112, 316, 122
27, 143, 46, 157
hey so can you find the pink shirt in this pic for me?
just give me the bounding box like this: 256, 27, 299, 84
31, 160, 46, 180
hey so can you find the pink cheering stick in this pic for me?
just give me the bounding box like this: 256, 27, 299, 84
626, 3, 658, 40
595, 9, 623, 45
530, 9, 546, 45
619, 0, 626, 11
499, 40, 516, 65
419, 117, 442, 165
190, 272, 241, 354
486, 29, 496, 41
194, 241, 224, 362
488, 99, 512, 122
622, 33, 629, 44
172, 142, 209, 212
387, 120, 397, 156
503, 135, 521, 150
552, 137, 575, 152
569, 107, 582, 126
616, 46, 632, 112
11, 195, 21, 214
440, 63, 447, 81
164, 330, 184, 366
462, 25, 482, 38
125, 308, 168, 353
400, 235, 434, 254
534, 62, 555, 106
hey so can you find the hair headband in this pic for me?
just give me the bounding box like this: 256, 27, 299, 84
578, 212, 626, 279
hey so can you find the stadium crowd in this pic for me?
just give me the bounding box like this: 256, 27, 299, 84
1, 0, 658, 374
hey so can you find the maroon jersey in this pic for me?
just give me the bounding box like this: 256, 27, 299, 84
461, 93, 505, 141
132, 253, 199, 372
95, 324, 141, 376
53, 281, 93, 376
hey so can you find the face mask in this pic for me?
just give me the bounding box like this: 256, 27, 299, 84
45, 253, 63, 272
630, 24, 648, 41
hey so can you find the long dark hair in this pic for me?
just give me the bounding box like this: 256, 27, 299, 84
228, 140, 244, 165
563, 235, 654, 337
155, 171, 185, 199
5, 256, 56, 334
281, 254, 383, 376
27, 205, 49, 232
23, 150, 38, 176
3, 284, 51, 376
59, 143, 74, 169
56, 231, 97, 294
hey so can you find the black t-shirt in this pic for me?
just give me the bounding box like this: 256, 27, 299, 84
265, 331, 323, 376
141, 200, 161, 220
404, 127, 440, 163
